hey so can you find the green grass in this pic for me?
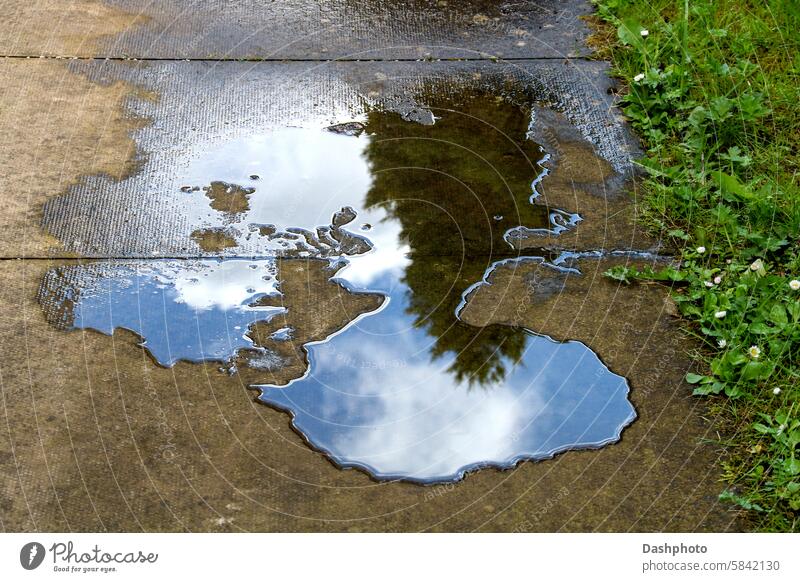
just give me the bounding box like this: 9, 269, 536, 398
590, 0, 800, 530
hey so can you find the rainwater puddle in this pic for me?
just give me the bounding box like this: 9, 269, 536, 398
39, 92, 636, 483
39, 260, 283, 367
259, 260, 634, 483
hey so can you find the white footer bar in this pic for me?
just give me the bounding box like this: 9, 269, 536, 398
1, 533, 797, 581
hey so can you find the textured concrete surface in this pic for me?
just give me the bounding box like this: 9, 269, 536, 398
1, 257, 739, 531
0, 0, 593, 59
0, 0, 742, 531
31, 58, 640, 259
0, 59, 147, 258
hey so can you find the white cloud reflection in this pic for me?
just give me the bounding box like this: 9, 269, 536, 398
257, 282, 635, 483
167, 260, 280, 311
183, 127, 411, 287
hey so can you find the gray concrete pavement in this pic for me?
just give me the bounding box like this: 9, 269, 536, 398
0, 0, 742, 532
35, 58, 640, 259
0, 0, 592, 59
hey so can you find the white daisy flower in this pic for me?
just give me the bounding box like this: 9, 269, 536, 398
704, 281, 714, 288
718, 339, 727, 348
773, 387, 781, 395
634, 73, 645, 82
748, 345, 761, 359
714, 310, 727, 319
696, 246, 706, 254
790, 279, 800, 291
640, 29, 649, 37
714, 276, 722, 284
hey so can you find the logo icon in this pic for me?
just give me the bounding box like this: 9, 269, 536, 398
20, 542, 46, 570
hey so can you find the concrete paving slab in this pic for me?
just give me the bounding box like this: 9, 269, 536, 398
0, 0, 740, 533
0, 58, 643, 258
1, 256, 740, 531
0, 58, 149, 259
0, 0, 593, 59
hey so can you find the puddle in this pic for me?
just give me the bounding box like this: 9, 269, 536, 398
39, 260, 283, 367
39, 91, 636, 483
161, 96, 581, 260
258, 261, 634, 483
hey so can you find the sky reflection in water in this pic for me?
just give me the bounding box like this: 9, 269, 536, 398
257, 264, 634, 483
40, 260, 283, 367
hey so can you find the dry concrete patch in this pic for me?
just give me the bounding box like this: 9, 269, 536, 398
202, 181, 253, 217
0, 0, 144, 57
0, 58, 149, 257
190, 228, 239, 253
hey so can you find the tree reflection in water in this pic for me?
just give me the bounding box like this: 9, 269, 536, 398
362, 93, 555, 386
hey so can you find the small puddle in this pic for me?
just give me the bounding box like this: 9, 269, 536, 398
39, 91, 636, 483
39, 260, 283, 367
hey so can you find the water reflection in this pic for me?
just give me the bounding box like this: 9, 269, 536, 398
258, 268, 634, 483
255, 94, 634, 481
353, 97, 577, 384
39, 91, 635, 483
39, 260, 283, 367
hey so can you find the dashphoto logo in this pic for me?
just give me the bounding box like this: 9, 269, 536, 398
20, 542, 46, 570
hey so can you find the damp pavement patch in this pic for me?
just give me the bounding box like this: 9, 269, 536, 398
0, 0, 593, 59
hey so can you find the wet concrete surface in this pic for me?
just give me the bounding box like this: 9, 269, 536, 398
30, 58, 641, 259
0, 0, 741, 530
1, 257, 738, 531
33, 91, 645, 484
0, 0, 592, 60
